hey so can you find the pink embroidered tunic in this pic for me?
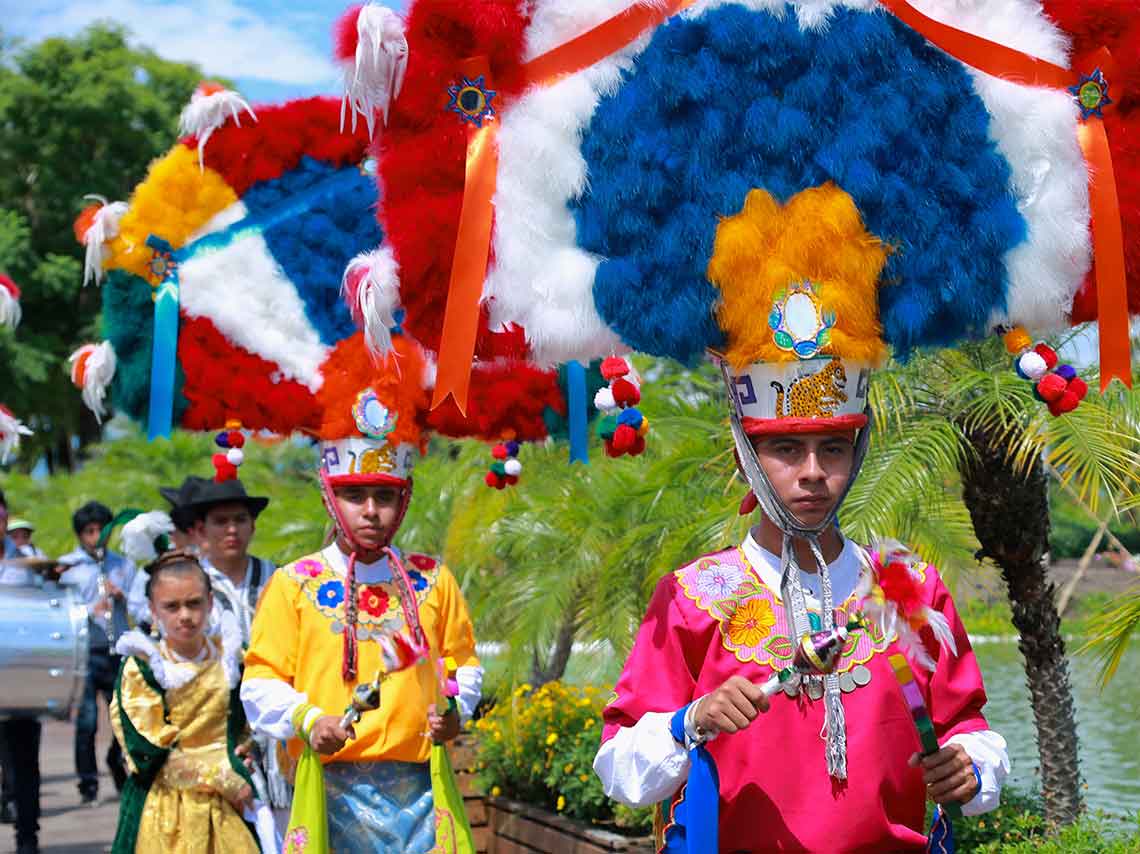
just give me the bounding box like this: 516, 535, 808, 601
599, 541, 996, 853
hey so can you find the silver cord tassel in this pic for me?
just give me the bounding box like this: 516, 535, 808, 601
722, 361, 869, 781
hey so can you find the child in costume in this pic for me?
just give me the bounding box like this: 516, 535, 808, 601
111, 549, 272, 854
241, 388, 483, 853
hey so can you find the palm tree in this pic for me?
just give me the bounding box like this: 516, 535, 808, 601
848, 339, 1140, 825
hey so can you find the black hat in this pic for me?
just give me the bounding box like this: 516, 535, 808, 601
159, 475, 211, 509
185, 478, 269, 519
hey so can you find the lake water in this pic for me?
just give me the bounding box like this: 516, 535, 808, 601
973, 639, 1140, 817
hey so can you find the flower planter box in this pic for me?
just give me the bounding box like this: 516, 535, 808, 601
485, 797, 655, 854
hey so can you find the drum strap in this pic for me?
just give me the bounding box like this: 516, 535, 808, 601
248, 558, 264, 613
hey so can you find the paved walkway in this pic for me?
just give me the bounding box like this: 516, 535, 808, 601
2, 715, 117, 854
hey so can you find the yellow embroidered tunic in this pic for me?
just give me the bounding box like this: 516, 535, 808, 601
243, 548, 479, 765
111, 630, 258, 854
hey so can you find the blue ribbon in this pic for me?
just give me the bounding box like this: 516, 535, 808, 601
662, 705, 719, 854
146, 235, 180, 440
925, 763, 978, 854
143, 165, 364, 439
567, 360, 589, 464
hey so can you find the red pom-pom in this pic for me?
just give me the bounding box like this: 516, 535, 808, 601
227, 430, 244, 448
600, 356, 630, 381
1068, 377, 1089, 401
333, 5, 365, 62
739, 491, 759, 516
611, 378, 641, 407
878, 560, 925, 617
484, 471, 500, 488
505, 474, 519, 486
612, 423, 637, 454
629, 435, 647, 457
212, 453, 238, 482
1036, 372, 1067, 402
1033, 343, 1059, 370
1050, 392, 1082, 416
491, 443, 508, 460
604, 438, 621, 458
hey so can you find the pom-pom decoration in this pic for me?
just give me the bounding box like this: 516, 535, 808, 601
69, 341, 118, 423
0, 404, 33, 465
593, 357, 649, 458
854, 541, 957, 673
0, 273, 21, 329
1003, 327, 1088, 416
213, 420, 245, 481
485, 439, 521, 490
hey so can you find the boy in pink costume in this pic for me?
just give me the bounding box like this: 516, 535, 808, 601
594, 194, 1009, 853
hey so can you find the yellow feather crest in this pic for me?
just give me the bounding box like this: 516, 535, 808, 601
708, 183, 889, 369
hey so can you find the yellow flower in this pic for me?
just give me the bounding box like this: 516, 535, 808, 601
556, 795, 566, 812
727, 598, 776, 647
491, 786, 501, 797
583, 718, 595, 729
563, 763, 574, 774
545, 732, 558, 746
579, 773, 589, 782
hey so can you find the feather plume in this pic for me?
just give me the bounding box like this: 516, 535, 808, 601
0, 406, 33, 465
76, 196, 129, 287
69, 341, 118, 423
180, 83, 257, 169
342, 247, 401, 356
337, 3, 408, 136
0, 274, 21, 329
121, 511, 175, 565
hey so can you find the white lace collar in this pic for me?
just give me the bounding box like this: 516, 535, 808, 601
115, 608, 243, 691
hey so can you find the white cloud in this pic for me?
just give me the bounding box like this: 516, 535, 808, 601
10, 0, 340, 87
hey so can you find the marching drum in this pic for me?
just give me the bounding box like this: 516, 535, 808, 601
0, 585, 88, 720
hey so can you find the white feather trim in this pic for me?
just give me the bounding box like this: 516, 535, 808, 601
69, 341, 117, 423
121, 511, 176, 565
217, 609, 243, 689
0, 409, 33, 465
113, 630, 200, 691
179, 87, 257, 170
341, 3, 408, 136
80, 196, 129, 287
343, 247, 402, 356
177, 231, 329, 392
0, 284, 21, 329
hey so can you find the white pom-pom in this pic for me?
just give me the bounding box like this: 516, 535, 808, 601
0, 281, 20, 329
341, 4, 408, 136
80, 196, 129, 287
121, 511, 176, 565
504, 459, 522, 477
179, 84, 257, 169
343, 247, 402, 357
68, 341, 117, 423
0, 406, 33, 465
594, 387, 616, 412
1018, 350, 1048, 381
226, 448, 244, 467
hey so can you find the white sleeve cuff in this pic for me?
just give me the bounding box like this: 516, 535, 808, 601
301, 706, 324, 742
455, 665, 483, 724
240, 677, 309, 742
946, 729, 1010, 816
593, 711, 690, 808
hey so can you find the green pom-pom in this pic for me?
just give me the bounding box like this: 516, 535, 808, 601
490, 461, 507, 477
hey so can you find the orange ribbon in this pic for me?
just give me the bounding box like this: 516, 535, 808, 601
880, 2, 1130, 388
522, 0, 698, 86
432, 57, 501, 414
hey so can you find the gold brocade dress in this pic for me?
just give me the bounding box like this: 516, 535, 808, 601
110, 618, 259, 854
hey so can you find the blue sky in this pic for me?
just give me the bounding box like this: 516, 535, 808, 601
4, 0, 406, 104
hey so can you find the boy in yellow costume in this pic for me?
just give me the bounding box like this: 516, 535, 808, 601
241, 389, 482, 853
111, 549, 269, 854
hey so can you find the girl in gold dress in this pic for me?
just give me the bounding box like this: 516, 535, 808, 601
110, 550, 261, 853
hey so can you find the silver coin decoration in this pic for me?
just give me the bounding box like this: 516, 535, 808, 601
851, 664, 872, 687
806, 677, 825, 701
839, 672, 856, 694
